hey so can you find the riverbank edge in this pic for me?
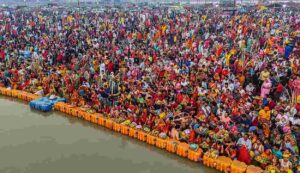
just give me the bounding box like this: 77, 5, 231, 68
0, 88, 267, 173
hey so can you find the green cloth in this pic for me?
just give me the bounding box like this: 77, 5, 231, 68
272, 149, 283, 159
137, 97, 145, 104
246, 38, 253, 52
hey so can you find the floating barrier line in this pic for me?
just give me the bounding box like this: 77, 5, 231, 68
0, 87, 265, 173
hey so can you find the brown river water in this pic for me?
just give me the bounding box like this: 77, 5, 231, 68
0, 96, 216, 173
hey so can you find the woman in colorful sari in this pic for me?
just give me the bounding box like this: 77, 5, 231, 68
78, 95, 86, 107
261, 78, 272, 98
91, 91, 100, 111
237, 135, 252, 164
10, 70, 19, 89
258, 106, 271, 124
70, 90, 79, 106
238, 144, 252, 165
169, 125, 180, 141
292, 76, 300, 105
48, 84, 57, 96
251, 139, 264, 158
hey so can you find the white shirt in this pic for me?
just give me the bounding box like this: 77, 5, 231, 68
100, 63, 106, 73
237, 137, 252, 150
246, 84, 255, 94
181, 80, 189, 87
289, 117, 300, 126
228, 83, 235, 92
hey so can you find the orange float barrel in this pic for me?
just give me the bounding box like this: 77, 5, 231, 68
187, 148, 203, 162
0, 87, 6, 95
90, 113, 100, 124
19, 92, 24, 100
215, 156, 222, 170
83, 112, 91, 122
120, 124, 129, 135
176, 143, 189, 157
54, 102, 67, 113
77, 110, 84, 118
105, 119, 113, 129
155, 138, 167, 149
203, 154, 217, 168
31, 94, 39, 101
215, 156, 232, 172
60, 103, 68, 112
1, 88, 8, 96
129, 128, 138, 138
11, 90, 19, 98
65, 105, 72, 115
26, 93, 35, 101
246, 165, 263, 173
21, 92, 27, 101
17, 91, 22, 99
113, 123, 121, 132
54, 102, 62, 111
70, 107, 79, 117
17, 91, 24, 100
137, 131, 147, 142
89, 113, 96, 123
31, 94, 40, 100
97, 116, 105, 126
78, 110, 90, 120
62, 103, 69, 113
230, 160, 247, 173
6, 89, 12, 97
166, 140, 178, 153
24, 93, 31, 101
146, 135, 156, 145
202, 154, 209, 166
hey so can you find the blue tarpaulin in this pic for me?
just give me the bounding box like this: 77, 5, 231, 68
29, 96, 66, 112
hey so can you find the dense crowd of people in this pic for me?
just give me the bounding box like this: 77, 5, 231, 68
0, 4, 300, 172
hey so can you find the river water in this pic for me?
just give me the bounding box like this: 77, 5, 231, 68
0, 96, 216, 173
